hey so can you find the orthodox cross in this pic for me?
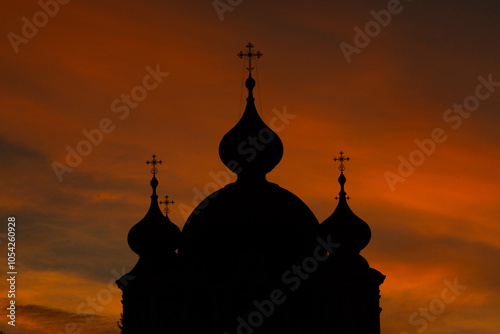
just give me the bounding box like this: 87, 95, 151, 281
237, 42, 262, 75
160, 195, 175, 214
146, 154, 162, 175
333, 151, 350, 172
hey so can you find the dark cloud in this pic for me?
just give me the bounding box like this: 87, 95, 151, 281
1, 0, 500, 332
0, 301, 117, 334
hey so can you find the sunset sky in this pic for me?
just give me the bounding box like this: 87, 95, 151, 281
1, 0, 500, 333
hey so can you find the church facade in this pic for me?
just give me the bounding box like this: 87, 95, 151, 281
117, 43, 385, 334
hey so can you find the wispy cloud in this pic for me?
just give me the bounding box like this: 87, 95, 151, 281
1, 0, 499, 332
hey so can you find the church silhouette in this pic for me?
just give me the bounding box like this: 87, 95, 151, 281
116, 43, 385, 334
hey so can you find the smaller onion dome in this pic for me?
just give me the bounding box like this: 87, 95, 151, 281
320, 152, 371, 253
127, 155, 181, 257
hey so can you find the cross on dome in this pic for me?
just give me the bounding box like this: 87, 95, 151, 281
237, 42, 262, 76
333, 151, 350, 173
160, 195, 175, 214
146, 154, 162, 175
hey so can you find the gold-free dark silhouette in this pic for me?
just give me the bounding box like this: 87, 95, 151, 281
117, 43, 384, 334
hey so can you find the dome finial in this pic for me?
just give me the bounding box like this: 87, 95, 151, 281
160, 195, 175, 214
146, 154, 162, 175
237, 42, 263, 77
146, 154, 162, 196
237, 42, 262, 101
333, 151, 350, 173
333, 151, 350, 196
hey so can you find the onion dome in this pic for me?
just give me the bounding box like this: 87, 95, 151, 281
127, 155, 181, 257
320, 152, 371, 253
219, 43, 283, 182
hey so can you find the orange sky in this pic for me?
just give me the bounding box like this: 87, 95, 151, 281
1, 0, 500, 333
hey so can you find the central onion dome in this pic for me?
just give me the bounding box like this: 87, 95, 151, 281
179, 43, 318, 281
219, 75, 284, 181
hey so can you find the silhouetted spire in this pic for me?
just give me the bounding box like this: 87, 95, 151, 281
219, 43, 283, 182
127, 154, 181, 257
334, 151, 350, 200
321, 152, 371, 253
